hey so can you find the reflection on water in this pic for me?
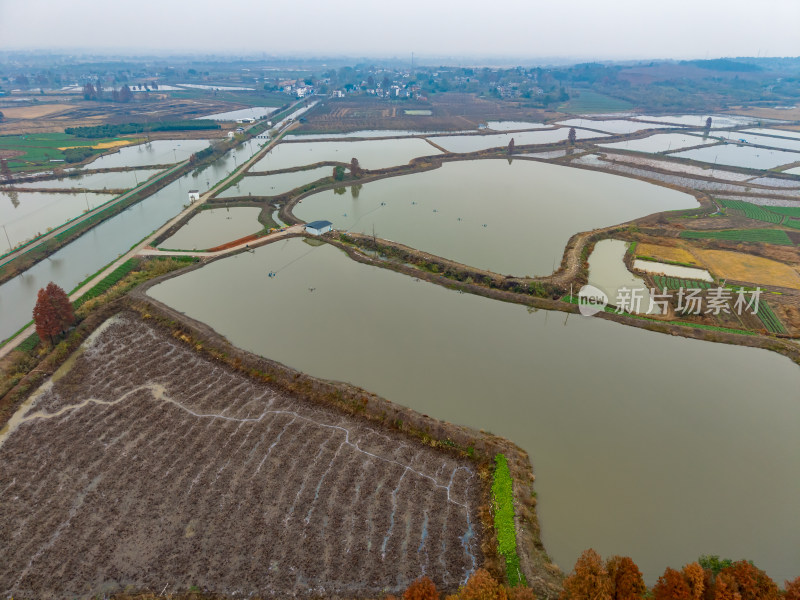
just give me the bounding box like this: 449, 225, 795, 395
294, 159, 698, 275
587, 239, 657, 314
149, 238, 800, 584
0, 142, 264, 343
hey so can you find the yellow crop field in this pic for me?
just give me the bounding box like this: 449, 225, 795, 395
691, 248, 800, 290
636, 243, 699, 266
58, 140, 133, 151
1, 104, 73, 119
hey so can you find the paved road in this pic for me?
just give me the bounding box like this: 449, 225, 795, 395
0, 100, 314, 359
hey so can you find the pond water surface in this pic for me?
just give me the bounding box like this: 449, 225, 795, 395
429, 129, 606, 153
599, 133, 715, 154
148, 238, 800, 584
251, 138, 441, 171
218, 166, 333, 198
0, 142, 264, 343
672, 144, 800, 170
84, 139, 212, 169
293, 159, 698, 275
11, 169, 162, 192
1, 190, 115, 248
159, 207, 263, 250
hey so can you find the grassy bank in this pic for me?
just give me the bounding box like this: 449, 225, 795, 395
492, 453, 527, 587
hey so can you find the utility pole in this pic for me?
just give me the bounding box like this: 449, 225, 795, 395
2, 224, 11, 252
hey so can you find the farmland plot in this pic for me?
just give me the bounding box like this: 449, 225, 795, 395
0, 314, 481, 599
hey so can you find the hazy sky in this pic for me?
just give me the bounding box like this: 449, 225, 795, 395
1, 0, 799, 61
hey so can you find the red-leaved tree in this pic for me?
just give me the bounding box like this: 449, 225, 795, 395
606, 556, 646, 600
33, 282, 75, 344
653, 567, 692, 600
460, 568, 508, 600
721, 561, 778, 600
404, 576, 440, 600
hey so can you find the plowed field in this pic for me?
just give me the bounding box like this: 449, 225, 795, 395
0, 314, 481, 599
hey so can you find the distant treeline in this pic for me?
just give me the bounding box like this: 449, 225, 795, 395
65, 120, 221, 139
683, 58, 764, 72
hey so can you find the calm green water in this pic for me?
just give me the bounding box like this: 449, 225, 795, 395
149, 238, 800, 583
293, 159, 698, 276
250, 138, 441, 171
159, 207, 263, 250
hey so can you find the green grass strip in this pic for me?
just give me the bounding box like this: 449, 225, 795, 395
492, 454, 527, 587
680, 229, 793, 245
72, 259, 138, 309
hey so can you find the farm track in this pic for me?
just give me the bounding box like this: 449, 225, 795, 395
0, 314, 482, 599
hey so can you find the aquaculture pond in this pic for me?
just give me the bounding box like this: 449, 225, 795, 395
0, 142, 265, 343
148, 238, 800, 584
672, 143, 800, 170
586, 239, 656, 314
556, 119, 673, 135
250, 138, 441, 171
83, 139, 212, 169
11, 169, 162, 192
292, 159, 698, 275
217, 166, 333, 198
158, 207, 263, 250
486, 121, 547, 131
598, 133, 715, 154
0, 190, 115, 249
197, 107, 276, 121
428, 128, 606, 153
632, 115, 758, 128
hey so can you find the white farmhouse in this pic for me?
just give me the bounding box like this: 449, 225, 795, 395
304, 220, 333, 236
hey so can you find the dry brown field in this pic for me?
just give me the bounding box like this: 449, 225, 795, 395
0, 314, 481, 599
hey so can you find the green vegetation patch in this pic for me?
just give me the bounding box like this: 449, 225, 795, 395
72, 259, 138, 309
558, 90, 633, 113
755, 301, 786, 334
763, 206, 800, 218
652, 275, 713, 290
491, 454, 527, 587
0, 132, 113, 171
679, 229, 794, 245
718, 199, 782, 224
65, 120, 220, 138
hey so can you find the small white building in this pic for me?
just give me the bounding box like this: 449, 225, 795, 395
227, 131, 235, 138
305, 220, 333, 236
188, 190, 201, 202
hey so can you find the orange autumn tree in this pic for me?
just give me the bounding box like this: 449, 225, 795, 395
459, 568, 508, 600
33, 282, 75, 344
561, 549, 612, 600
606, 556, 646, 600
721, 562, 778, 600
404, 576, 440, 600
784, 577, 800, 600
683, 562, 706, 600
713, 573, 741, 600
653, 567, 692, 600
